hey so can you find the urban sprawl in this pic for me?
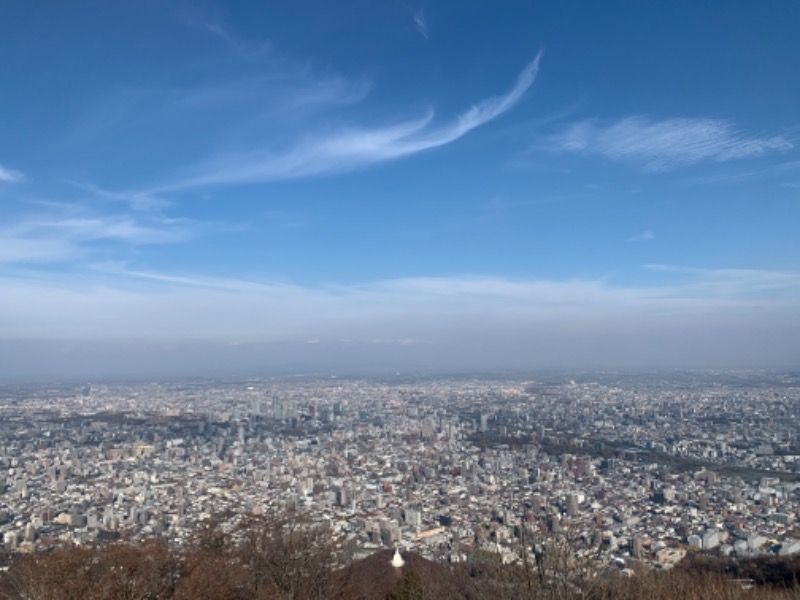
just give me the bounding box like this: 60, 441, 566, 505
1, 371, 799, 571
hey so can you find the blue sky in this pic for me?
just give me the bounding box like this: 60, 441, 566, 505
1, 1, 799, 379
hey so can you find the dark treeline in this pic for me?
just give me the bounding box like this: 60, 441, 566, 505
1, 514, 800, 599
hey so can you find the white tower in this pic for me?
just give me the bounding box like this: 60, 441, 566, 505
391, 547, 405, 568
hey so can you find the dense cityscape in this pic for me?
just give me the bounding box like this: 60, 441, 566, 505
2, 1, 798, 597
1, 370, 798, 573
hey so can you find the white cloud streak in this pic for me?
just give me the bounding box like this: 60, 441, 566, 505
27, 217, 185, 244
0, 165, 24, 182
160, 53, 542, 190
413, 10, 428, 40
644, 264, 800, 295
0, 238, 77, 264
548, 117, 792, 170
626, 230, 654, 243
62, 72, 370, 167
0, 214, 189, 265
176, 2, 270, 59
2, 265, 797, 375
1, 265, 797, 341
70, 180, 171, 212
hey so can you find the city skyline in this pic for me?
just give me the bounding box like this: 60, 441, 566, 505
1, 2, 799, 379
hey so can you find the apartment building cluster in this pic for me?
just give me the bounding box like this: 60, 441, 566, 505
0, 371, 798, 570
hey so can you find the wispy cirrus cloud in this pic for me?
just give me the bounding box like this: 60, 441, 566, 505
62, 72, 370, 163
0, 211, 189, 265
413, 10, 428, 40
0, 238, 77, 264
157, 52, 543, 191
23, 217, 186, 244
68, 179, 171, 212
202, 22, 270, 58
0, 165, 24, 182
2, 263, 798, 340
645, 263, 800, 296
175, 1, 270, 59
626, 230, 654, 243
548, 117, 792, 171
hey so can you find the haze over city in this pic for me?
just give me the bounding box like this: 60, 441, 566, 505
1, 1, 799, 380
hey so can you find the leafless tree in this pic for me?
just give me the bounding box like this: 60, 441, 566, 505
234, 513, 351, 600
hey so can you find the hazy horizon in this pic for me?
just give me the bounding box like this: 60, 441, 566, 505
1, 335, 797, 383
